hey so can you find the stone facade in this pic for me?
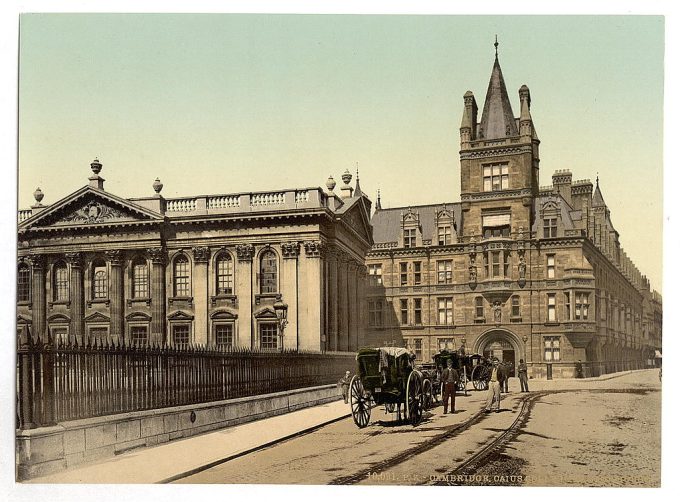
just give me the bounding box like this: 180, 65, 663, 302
365, 52, 662, 378
17, 163, 373, 352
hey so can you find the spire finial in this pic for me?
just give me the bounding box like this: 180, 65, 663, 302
596, 172, 599, 187
494, 35, 499, 58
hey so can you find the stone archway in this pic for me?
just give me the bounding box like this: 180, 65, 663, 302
473, 329, 524, 377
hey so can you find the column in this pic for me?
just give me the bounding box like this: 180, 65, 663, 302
281, 243, 300, 350
300, 241, 323, 350
357, 266, 367, 349
347, 262, 358, 352
328, 251, 338, 351
337, 252, 348, 351
28, 254, 46, 340
192, 246, 210, 345
105, 250, 124, 343
148, 247, 166, 344
236, 244, 254, 348
65, 252, 84, 344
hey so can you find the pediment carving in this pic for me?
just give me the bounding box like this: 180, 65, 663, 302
167, 310, 194, 321
84, 312, 111, 323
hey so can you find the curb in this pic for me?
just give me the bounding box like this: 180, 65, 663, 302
158, 410, 352, 483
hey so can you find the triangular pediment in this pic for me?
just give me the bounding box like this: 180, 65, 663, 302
167, 310, 194, 321
253, 307, 277, 319
19, 186, 163, 232
339, 197, 374, 246
84, 312, 111, 323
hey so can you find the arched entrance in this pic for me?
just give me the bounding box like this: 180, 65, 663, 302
473, 329, 524, 377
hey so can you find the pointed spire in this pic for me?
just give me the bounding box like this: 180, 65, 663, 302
494, 34, 499, 59
592, 174, 606, 207
354, 163, 364, 197
479, 41, 518, 140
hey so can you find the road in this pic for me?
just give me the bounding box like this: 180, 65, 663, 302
174, 369, 661, 487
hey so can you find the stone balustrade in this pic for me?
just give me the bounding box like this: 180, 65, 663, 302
18, 209, 32, 223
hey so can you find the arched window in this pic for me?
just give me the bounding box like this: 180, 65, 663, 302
17, 263, 31, 302
259, 250, 277, 294
53, 261, 69, 301
215, 253, 233, 295
173, 254, 190, 297
132, 257, 149, 298
92, 260, 108, 299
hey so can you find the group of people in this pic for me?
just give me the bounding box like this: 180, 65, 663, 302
338, 355, 532, 414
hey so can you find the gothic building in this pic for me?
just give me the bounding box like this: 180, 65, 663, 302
364, 49, 662, 378
17, 162, 373, 352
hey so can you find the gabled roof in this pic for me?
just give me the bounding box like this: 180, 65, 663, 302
335, 194, 374, 246
371, 202, 462, 244
18, 185, 164, 232
479, 57, 518, 140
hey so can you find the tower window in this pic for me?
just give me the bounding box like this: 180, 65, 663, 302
437, 260, 453, 284
483, 163, 509, 191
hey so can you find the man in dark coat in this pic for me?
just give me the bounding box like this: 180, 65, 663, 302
441, 358, 459, 414
498, 362, 509, 393
518, 359, 529, 392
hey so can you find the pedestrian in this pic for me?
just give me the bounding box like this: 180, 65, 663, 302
518, 358, 529, 392
441, 358, 459, 414
484, 359, 502, 413
338, 370, 351, 404
498, 361, 509, 393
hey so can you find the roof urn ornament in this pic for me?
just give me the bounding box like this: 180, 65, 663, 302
153, 178, 163, 194
325, 175, 336, 193
341, 169, 352, 186
33, 187, 44, 205
90, 158, 102, 175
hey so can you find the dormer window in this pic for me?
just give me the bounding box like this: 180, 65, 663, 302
437, 225, 452, 245
483, 163, 509, 191
543, 217, 558, 238
404, 228, 416, 248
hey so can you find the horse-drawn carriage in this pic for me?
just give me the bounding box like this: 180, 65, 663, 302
418, 351, 493, 401
349, 347, 432, 428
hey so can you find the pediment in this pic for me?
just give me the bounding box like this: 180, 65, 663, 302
19, 186, 163, 232
339, 198, 374, 245
126, 311, 152, 322
17, 313, 32, 324
542, 200, 559, 213
210, 309, 238, 320
84, 312, 111, 323
167, 310, 194, 321
253, 307, 277, 319
47, 313, 71, 323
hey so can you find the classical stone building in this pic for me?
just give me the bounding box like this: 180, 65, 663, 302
365, 50, 662, 378
17, 161, 373, 352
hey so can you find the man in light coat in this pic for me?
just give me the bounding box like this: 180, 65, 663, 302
484, 359, 502, 413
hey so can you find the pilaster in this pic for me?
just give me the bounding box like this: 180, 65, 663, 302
281, 242, 300, 350
147, 247, 166, 344
105, 250, 124, 343
28, 254, 46, 339
192, 246, 210, 345
65, 252, 84, 344
236, 244, 255, 348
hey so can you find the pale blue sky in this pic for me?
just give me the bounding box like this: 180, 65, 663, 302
17, 14, 664, 289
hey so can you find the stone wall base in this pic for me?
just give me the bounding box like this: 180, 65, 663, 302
16, 384, 341, 481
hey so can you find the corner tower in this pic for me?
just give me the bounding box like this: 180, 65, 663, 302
459, 41, 540, 240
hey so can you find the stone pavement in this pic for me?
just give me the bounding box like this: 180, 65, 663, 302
25, 369, 653, 484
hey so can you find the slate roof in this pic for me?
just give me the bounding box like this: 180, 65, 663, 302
371, 202, 462, 244
479, 57, 518, 140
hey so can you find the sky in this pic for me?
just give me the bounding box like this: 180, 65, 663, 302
16, 14, 664, 289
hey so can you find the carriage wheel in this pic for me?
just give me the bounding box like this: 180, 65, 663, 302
406, 371, 424, 426
472, 365, 489, 391
385, 402, 396, 413
422, 378, 433, 410
350, 375, 371, 428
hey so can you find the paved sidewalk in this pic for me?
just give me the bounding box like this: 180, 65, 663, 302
28, 399, 351, 484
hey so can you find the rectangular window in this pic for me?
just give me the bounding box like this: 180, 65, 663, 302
368, 300, 383, 327
414, 338, 422, 360
173, 325, 190, 349
483, 163, 509, 192
413, 262, 422, 285
547, 254, 555, 279
55, 265, 69, 301
437, 298, 453, 325
437, 226, 452, 245
511, 296, 520, 317
543, 218, 558, 238
174, 259, 190, 297
414, 298, 422, 325
215, 324, 234, 349
400, 299, 409, 325
576, 292, 590, 320
368, 264, 382, 286
544, 336, 561, 361
400, 262, 408, 286
491, 251, 501, 278
483, 225, 511, 239
437, 260, 453, 284
130, 326, 148, 345
475, 297, 484, 319
89, 327, 108, 343
50, 326, 68, 343
259, 323, 278, 350
438, 338, 455, 350
565, 292, 571, 320
17, 266, 30, 302
216, 257, 234, 294
133, 262, 149, 298
404, 228, 416, 248
547, 293, 556, 322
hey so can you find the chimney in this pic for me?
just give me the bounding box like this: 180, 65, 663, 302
552, 169, 572, 207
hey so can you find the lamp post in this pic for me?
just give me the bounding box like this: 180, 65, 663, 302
273, 295, 289, 352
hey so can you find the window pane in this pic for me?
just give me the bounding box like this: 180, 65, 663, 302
260, 251, 277, 293
260, 323, 278, 350
130, 326, 148, 345
483, 166, 491, 177
93, 262, 107, 299
174, 256, 190, 296
173, 325, 190, 348
133, 260, 149, 298
215, 324, 233, 348
17, 264, 30, 302
217, 254, 233, 294
54, 262, 69, 301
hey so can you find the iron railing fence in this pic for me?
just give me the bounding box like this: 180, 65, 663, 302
16, 333, 355, 430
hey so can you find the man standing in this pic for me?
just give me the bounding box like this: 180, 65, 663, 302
339, 370, 352, 404
498, 362, 509, 393
441, 358, 459, 414
484, 359, 502, 413
518, 358, 529, 392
